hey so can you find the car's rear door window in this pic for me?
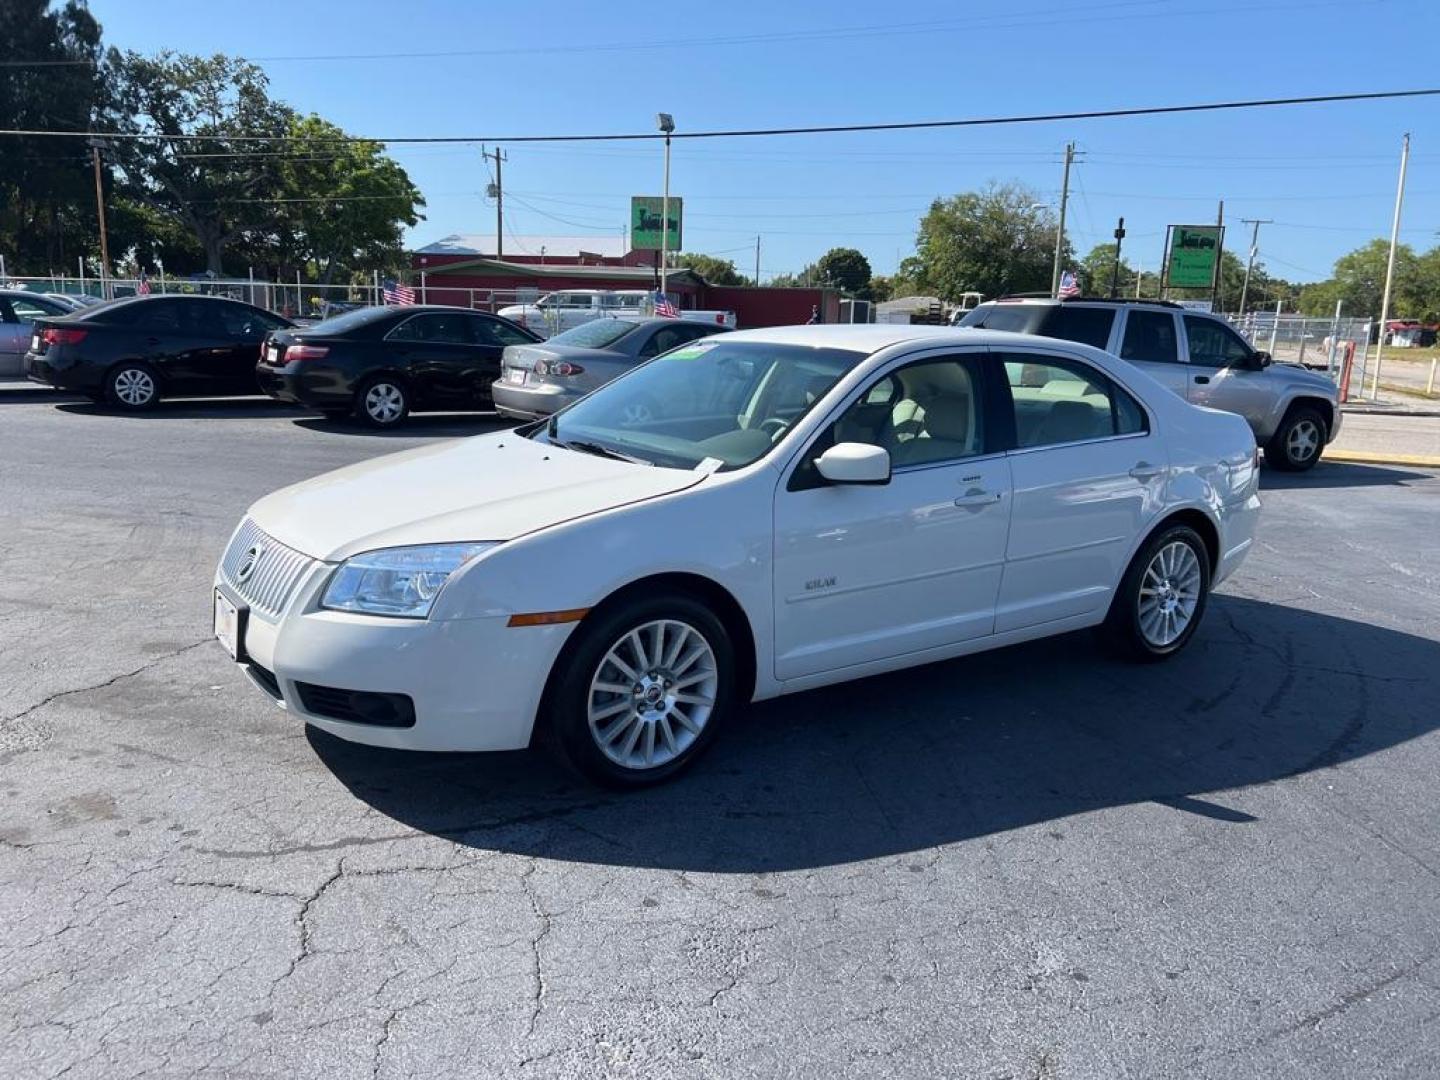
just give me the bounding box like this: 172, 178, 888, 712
997, 353, 1148, 448
387, 313, 476, 344
1119, 310, 1180, 364
470, 315, 533, 347
1038, 306, 1116, 349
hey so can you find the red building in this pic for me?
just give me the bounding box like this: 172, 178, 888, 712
410, 234, 841, 327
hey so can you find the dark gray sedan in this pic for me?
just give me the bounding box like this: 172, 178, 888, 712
491, 316, 730, 422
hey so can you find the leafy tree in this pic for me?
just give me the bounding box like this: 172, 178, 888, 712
0, 0, 107, 271
1078, 242, 1134, 297
267, 114, 423, 284
866, 274, 896, 303
908, 182, 1069, 301
814, 247, 872, 293
674, 253, 745, 286
104, 52, 295, 275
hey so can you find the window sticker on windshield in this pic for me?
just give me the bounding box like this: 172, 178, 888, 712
667, 341, 719, 360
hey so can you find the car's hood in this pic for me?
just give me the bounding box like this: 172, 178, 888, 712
1270, 362, 1340, 395
247, 432, 702, 561
502, 343, 624, 369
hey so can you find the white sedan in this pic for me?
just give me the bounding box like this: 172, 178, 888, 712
214, 326, 1260, 786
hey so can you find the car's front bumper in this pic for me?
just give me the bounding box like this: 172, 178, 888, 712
218, 565, 574, 751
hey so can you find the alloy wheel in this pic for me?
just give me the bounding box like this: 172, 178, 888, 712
1286, 419, 1321, 464
1137, 540, 1203, 648
365, 382, 405, 423
587, 619, 718, 770
113, 368, 155, 406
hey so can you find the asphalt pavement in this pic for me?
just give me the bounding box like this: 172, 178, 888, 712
2, 397, 1439, 1080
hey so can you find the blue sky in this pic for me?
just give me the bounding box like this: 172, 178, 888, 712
88, 0, 1439, 283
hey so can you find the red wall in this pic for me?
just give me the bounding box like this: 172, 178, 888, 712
708, 286, 841, 328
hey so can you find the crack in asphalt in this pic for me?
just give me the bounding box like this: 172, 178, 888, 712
520, 861, 552, 1039
1, 637, 213, 730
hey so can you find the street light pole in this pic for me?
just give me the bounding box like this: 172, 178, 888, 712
1369, 132, 1411, 401
1110, 217, 1125, 299
657, 113, 675, 307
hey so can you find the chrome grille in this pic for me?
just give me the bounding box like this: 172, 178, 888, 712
219, 518, 315, 619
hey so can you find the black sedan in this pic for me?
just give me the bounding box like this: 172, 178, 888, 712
25, 295, 294, 409
256, 305, 541, 427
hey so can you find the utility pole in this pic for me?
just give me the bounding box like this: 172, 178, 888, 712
1237, 217, 1272, 317
482, 146, 507, 259
754, 235, 761, 286
1050, 142, 1077, 297
87, 137, 111, 298
1110, 217, 1126, 299
1370, 132, 1410, 400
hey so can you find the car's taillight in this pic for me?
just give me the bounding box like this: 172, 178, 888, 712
285, 344, 329, 361
535, 359, 583, 378
42, 328, 87, 345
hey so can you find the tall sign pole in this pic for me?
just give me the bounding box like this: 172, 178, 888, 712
1050, 141, 1075, 297
1211, 200, 1224, 310
1237, 217, 1272, 317
483, 146, 507, 259
657, 113, 675, 303
1369, 132, 1411, 400
754, 235, 761, 286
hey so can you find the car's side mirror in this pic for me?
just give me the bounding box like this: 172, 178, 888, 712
815, 442, 891, 485
1246, 350, 1272, 370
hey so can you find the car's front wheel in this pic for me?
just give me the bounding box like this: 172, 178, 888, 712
1100, 523, 1211, 661
355, 375, 409, 428
1265, 406, 1326, 471
545, 594, 735, 787
105, 362, 160, 410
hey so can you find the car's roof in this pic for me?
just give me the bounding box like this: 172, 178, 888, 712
721, 324, 1014, 352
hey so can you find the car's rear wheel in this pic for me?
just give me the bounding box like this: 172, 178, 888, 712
105, 363, 160, 410
1100, 524, 1211, 661
1265, 406, 1326, 471
355, 376, 409, 428
545, 594, 735, 787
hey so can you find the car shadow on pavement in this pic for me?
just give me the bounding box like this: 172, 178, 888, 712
1262, 461, 1436, 489
54, 398, 311, 420
311, 594, 1440, 873
291, 413, 514, 438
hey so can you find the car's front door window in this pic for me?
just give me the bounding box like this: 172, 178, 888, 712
1184, 316, 1254, 368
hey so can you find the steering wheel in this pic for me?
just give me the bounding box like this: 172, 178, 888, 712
759, 417, 790, 441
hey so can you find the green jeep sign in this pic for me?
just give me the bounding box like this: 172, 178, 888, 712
631, 196, 683, 252
1166, 225, 1223, 288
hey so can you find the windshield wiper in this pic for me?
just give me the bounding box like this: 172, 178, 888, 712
561, 439, 651, 465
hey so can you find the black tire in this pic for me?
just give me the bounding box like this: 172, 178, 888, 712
1264, 406, 1327, 471
1098, 524, 1211, 662
543, 593, 736, 788
104, 362, 160, 411
354, 375, 410, 429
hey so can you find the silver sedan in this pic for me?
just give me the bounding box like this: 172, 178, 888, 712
491, 316, 731, 423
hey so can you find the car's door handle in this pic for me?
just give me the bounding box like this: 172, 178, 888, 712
1129, 462, 1165, 480
1194, 375, 1210, 384
954, 488, 1002, 507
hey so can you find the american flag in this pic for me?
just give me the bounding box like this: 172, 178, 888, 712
383, 278, 417, 305
1058, 270, 1080, 298
654, 291, 680, 318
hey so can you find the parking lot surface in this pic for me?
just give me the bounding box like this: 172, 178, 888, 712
3, 397, 1439, 1080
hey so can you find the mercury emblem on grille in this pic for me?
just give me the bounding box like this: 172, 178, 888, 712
236, 544, 264, 583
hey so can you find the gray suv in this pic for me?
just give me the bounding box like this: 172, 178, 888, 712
959, 298, 1341, 470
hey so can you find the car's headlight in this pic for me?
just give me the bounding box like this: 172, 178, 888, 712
321, 543, 494, 619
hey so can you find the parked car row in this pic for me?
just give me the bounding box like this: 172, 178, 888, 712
19, 293, 1343, 471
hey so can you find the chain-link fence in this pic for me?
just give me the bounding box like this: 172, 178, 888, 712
0, 274, 545, 321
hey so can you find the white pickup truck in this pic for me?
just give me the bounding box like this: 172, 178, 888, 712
497, 289, 735, 339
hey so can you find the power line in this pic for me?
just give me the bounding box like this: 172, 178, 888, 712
4, 88, 1436, 146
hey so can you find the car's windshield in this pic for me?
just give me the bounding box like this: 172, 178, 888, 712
535, 339, 866, 471
547, 319, 638, 349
